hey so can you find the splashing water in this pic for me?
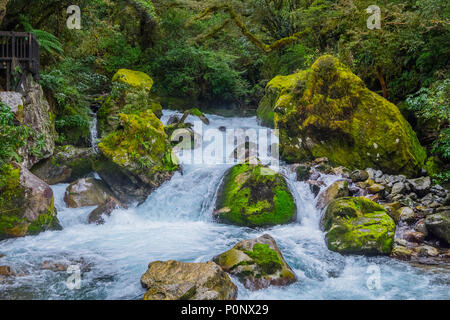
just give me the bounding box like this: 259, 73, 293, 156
0, 110, 448, 300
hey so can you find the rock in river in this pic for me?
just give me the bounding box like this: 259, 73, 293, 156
213, 234, 296, 290
140, 260, 237, 300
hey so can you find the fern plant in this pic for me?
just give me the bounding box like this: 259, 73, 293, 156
19, 14, 64, 55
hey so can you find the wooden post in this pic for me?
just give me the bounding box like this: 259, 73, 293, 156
6, 61, 10, 91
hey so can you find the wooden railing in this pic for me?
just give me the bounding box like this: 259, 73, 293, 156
0, 31, 40, 91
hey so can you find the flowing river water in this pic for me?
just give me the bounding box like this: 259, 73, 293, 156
0, 110, 449, 300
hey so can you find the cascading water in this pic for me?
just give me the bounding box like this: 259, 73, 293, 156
0, 110, 448, 300
89, 110, 99, 153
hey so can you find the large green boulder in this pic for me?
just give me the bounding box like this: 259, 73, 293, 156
0, 163, 61, 240
257, 55, 427, 176
321, 197, 396, 255
425, 210, 450, 244
214, 164, 296, 227
93, 110, 178, 204
98, 69, 162, 137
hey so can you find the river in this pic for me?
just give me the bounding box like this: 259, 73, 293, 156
0, 110, 448, 300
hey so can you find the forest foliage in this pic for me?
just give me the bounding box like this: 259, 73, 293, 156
1, 0, 449, 181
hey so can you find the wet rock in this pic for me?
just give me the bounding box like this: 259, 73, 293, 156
31, 145, 93, 185
425, 210, 450, 244
403, 231, 425, 243
0, 266, 15, 277
307, 180, 324, 197
367, 184, 385, 194
40, 261, 68, 272
213, 234, 296, 290
316, 180, 349, 209
0, 163, 61, 240
382, 202, 402, 223
88, 197, 123, 224
391, 182, 406, 196
321, 197, 396, 255
167, 114, 180, 125
330, 167, 351, 179
214, 163, 296, 227
350, 170, 369, 182
64, 177, 115, 208
407, 176, 431, 197
218, 126, 227, 132
414, 245, 439, 257
399, 207, 418, 223
296, 164, 311, 181
391, 245, 413, 261
140, 260, 237, 300
414, 219, 428, 237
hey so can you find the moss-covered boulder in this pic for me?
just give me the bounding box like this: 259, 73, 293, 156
93, 109, 178, 204
0, 163, 61, 240
98, 69, 162, 136
213, 234, 296, 290
321, 197, 396, 255
257, 55, 427, 176
31, 145, 93, 185
140, 260, 237, 300
214, 164, 296, 227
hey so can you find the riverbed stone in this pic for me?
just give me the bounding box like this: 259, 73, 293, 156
407, 176, 431, 197
213, 234, 296, 290
140, 260, 237, 300
64, 177, 115, 208
425, 210, 450, 244
321, 197, 396, 255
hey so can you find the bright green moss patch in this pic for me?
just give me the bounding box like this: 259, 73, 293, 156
321, 197, 396, 255
112, 69, 154, 91
244, 244, 283, 275
215, 163, 296, 227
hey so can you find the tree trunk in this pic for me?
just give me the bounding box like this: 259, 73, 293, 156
0, 0, 9, 26
376, 69, 388, 98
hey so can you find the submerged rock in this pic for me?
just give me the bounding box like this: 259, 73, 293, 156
316, 180, 349, 209
93, 110, 178, 204
213, 234, 296, 290
31, 145, 93, 185
88, 197, 123, 225
0, 265, 15, 277
257, 55, 426, 176
140, 260, 237, 300
214, 163, 296, 227
63, 177, 115, 208
0, 163, 61, 240
321, 197, 396, 255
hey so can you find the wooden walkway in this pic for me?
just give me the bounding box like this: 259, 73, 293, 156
0, 31, 40, 91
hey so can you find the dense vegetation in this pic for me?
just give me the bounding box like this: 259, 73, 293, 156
1, 0, 449, 182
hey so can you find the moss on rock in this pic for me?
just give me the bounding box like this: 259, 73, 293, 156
94, 109, 177, 204
214, 163, 296, 227
257, 55, 427, 176
0, 163, 61, 240
321, 197, 396, 255
112, 69, 154, 91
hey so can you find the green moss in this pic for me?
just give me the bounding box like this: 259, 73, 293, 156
189, 108, 203, 117
322, 197, 396, 255
216, 164, 296, 227
112, 69, 154, 91
258, 55, 427, 176
244, 244, 283, 275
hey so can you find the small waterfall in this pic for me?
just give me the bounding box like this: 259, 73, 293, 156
90, 111, 99, 153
